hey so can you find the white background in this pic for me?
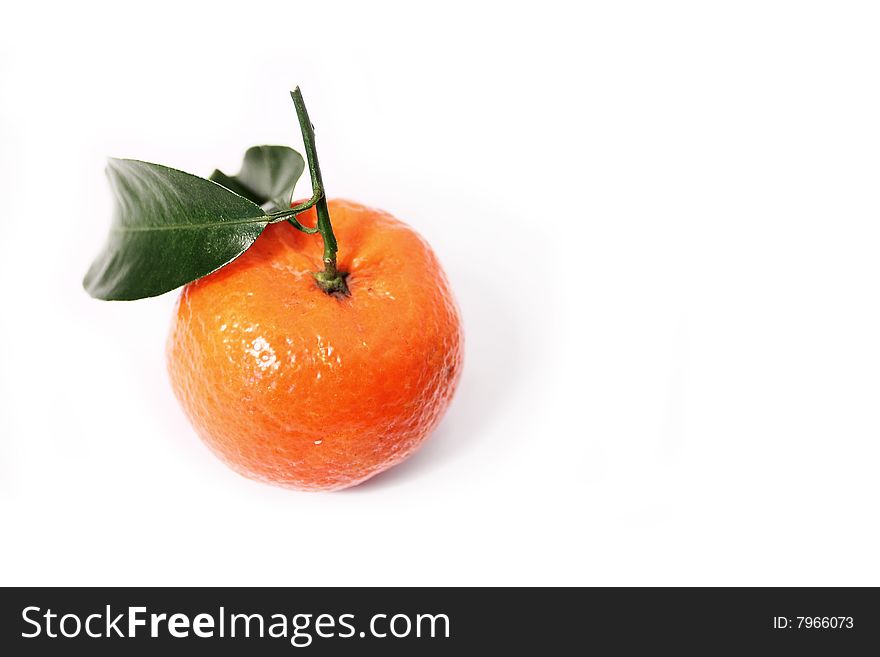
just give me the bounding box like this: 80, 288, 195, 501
1, 1, 879, 586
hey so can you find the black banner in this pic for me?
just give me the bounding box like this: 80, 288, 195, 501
1, 587, 877, 654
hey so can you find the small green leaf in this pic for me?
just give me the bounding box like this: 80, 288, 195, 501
83, 158, 268, 300
210, 145, 304, 209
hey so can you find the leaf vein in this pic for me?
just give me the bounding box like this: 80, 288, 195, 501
111, 218, 268, 232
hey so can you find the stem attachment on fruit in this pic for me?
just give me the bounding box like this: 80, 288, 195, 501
289, 87, 349, 296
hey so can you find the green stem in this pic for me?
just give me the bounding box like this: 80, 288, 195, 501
289, 87, 349, 296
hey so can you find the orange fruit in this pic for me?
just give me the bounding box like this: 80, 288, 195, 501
166, 199, 463, 490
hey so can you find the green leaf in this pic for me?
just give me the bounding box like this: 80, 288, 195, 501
83, 158, 268, 300
210, 145, 304, 209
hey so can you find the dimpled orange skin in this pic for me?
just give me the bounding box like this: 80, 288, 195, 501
166, 200, 463, 491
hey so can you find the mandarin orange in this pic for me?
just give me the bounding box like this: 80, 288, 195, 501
166, 199, 463, 490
